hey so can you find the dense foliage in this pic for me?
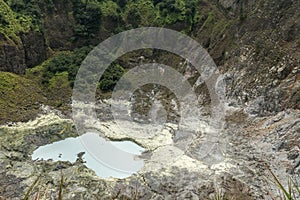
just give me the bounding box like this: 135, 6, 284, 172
6, 0, 46, 31
72, 0, 102, 38
0, 0, 32, 43
99, 63, 125, 91
2, 0, 201, 41
15, 0, 201, 92
40, 47, 92, 86
27, 46, 125, 92
0, 0, 204, 116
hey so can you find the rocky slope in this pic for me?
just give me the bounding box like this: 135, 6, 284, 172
0, 0, 299, 199
0, 101, 298, 199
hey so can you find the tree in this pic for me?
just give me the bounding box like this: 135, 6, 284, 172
99, 63, 125, 91
72, 0, 102, 38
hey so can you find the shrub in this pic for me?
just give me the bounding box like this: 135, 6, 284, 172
99, 63, 125, 92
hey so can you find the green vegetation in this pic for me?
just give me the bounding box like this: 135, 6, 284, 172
269, 169, 300, 200
0, 0, 32, 44
24, 173, 64, 200
122, 0, 157, 28
100, 0, 119, 19
72, 0, 102, 38
155, 0, 199, 27
99, 63, 125, 91
24, 46, 125, 113
0, 0, 203, 43
25, 47, 92, 108
27, 46, 92, 86
0, 0, 233, 121
72, 0, 201, 34
0, 0, 233, 47
8, 0, 45, 31
0, 72, 44, 123
120, 0, 200, 29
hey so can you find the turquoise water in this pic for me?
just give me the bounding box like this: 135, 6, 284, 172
32, 132, 145, 178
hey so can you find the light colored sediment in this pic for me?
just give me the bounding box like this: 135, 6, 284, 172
1, 101, 299, 199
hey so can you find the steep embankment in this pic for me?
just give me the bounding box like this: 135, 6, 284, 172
0, 72, 45, 123
0, 0, 299, 199
0, 0, 46, 73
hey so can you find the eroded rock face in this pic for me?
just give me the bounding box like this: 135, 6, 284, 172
218, 0, 238, 9
0, 36, 25, 74
41, 0, 75, 50
0, 31, 47, 74
21, 31, 47, 68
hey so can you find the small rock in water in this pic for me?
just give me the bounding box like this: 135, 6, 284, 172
76, 152, 86, 163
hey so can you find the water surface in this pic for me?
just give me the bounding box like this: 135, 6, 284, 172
32, 132, 145, 178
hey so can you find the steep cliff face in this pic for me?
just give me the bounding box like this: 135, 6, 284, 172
39, 0, 75, 50
21, 31, 47, 68
0, 0, 47, 73
0, 35, 25, 74
0, 0, 25, 73
0, 31, 47, 74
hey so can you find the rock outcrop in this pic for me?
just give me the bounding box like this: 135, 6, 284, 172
0, 30, 48, 74
0, 35, 26, 74
21, 31, 47, 68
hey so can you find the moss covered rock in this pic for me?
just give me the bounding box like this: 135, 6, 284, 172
0, 72, 45, 124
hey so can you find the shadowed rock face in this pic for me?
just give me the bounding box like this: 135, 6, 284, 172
21, 31, 47, 68
0, 31, 47, 74
0, 37, 25, 74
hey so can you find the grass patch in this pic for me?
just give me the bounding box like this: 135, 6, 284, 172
24, 173, 64, 200
0, 72, 45, 124
268, 169, 300, 200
